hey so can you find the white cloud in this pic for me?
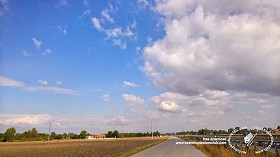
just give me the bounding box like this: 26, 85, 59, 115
42, 48, 51, 55
113, 39, 126, 49
105, 27, 135, 39
122, 94, 145, 105
151, 92, 188, 104
102, 94, 110, 102
91, 17, 103, 31
57, 25, 67, 35
0, 76, 77, 95
82, 9, 91, 16
32, 38, 42, 48
21, 50, 31, 57
0, 76, 25, 87
0, 0, 9, 16
123, 81, 138, 87
101, 9, 114, 23
83, 0, 89, 6
38, 79, 48, 85
90, 4, 137, 50
25, 86, 78, 95
0, 114, 52, 127
143, 1, 280, 97
58, 0, 68, 6
105, 113, 133, 125
151, 90, 232, 116
0, 114, 110, 133
137, 0, 149, 9
130, 19, 137, 29
156, 101, 179, 112
0, 0, 8, 5
261, 104, 274, 109
56, 81, 63, 85
106, 27, 122, 38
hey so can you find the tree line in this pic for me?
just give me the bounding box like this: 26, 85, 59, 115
0, 127, 89, 142
105, 130, 161, 138
175, 126, 280, 135
0, 127, 161, 142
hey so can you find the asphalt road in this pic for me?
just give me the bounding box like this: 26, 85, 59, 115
131, 136, 207, 157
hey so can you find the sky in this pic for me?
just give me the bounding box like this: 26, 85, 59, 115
0, 0, 279, 134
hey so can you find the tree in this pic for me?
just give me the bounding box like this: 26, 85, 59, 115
154, 131, 161, 136
79, 130, 87, 139
277, 126, 280, 129
62, 133, 68, 139
106, 131, 113, 138
50, 132, 56, 140
22, 130, 31, 139
112, 130, 120, 138
198, 129, 205, 135
3, 127, 16, 142
228, 128, 234, 134
31, 128, 38, 139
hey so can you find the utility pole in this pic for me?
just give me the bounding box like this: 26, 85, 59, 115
48, 123, 51, 144
151, 120, 153, 139
121, 123, 123, 139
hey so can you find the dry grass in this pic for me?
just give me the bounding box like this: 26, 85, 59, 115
181, 137, 277, 157
0, 137, 165, 157
119, 137, 167, 157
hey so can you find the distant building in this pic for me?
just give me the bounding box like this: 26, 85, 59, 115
86, 134, 106, 139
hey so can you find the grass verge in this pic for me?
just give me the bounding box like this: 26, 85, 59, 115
181, 137, 276, 157
118, 137, 168, 157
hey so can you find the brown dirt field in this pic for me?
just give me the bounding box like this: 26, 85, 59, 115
0, 137, 164, 157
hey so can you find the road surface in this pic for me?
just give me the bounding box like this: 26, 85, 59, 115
131, 136, 207, 157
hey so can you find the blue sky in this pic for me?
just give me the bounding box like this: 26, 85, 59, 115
0, 0, 279, 134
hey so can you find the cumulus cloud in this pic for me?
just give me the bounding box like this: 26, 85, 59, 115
156, 101, 179, 112
102, 94, 110, 102
32, 37, 42, 48
151, 90, 232, 116
122, 94, 145, 105
0, 76, 25, 87
143, 0, 280, 97
38, 79, 48, 85
0, 114, 52, 126
123, 81, 138, 87
105, 113, 133, 125
91, 17, 104, 31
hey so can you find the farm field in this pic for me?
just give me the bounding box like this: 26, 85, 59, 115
0, 137, 165, 157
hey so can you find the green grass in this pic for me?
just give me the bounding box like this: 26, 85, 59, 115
118, 137, 168, 157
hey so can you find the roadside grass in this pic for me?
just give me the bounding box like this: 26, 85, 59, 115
118, 137, 168, 157
181, 137, 276, 157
